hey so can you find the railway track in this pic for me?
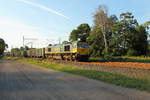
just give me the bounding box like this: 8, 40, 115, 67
48, 59, 150, 81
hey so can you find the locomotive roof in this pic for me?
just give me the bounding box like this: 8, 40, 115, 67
47, 41, 87, 48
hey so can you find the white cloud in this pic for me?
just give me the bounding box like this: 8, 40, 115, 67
17, 0, 70, 20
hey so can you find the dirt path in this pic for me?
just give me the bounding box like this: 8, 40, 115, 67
0, 60, 150, 100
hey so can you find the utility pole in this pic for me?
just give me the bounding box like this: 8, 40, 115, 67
22, 36, 37, 57
23, 36, 37, 48
59, 37, 61, 44
23, 36, 25, 48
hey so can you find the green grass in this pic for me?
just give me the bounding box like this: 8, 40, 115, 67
3, 57, 21, 60
12, 58, 150, 92
90, 56, 150, 63
120, 56, 150, 63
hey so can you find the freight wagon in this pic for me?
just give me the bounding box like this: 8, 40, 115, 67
26, 48, 45, 58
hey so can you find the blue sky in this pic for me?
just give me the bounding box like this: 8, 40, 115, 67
0, 0, 150, 49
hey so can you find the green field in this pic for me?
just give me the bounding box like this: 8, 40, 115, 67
5, 57, 150, 92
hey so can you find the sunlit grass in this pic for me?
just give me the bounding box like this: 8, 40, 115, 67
3, 56, 21, 60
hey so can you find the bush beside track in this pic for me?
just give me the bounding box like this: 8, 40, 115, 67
4, 57, 150, 92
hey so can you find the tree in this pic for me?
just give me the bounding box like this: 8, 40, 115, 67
110, 12, 137, 55
20, 46, 29, 51
110, 12, 148, 56
89, 5, 116, 57
11, 48, 21, 57
0, 38, 6, 57
120, 12, 138, 53
89, 4, 149, 57
110, 21, 126, 56
88, 27, 105, 56
5, 44, 8, 49
133, 25, 148, 55
109, 15, 118, 24
143, 21, 150, 29
93, 5, 112, 55
69, 23, 91, 42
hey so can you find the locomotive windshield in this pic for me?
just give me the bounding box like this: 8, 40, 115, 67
78, 44, 88, 48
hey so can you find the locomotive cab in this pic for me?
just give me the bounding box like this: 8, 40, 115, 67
76, 42, 89, 61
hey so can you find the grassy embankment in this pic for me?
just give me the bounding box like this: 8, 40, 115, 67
5, 57, 150, 92
90, 56, 150, 63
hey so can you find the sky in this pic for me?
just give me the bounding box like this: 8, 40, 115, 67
0, 0, 150, 49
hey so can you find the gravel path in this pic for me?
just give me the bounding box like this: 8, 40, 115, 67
0, 60, 150, 100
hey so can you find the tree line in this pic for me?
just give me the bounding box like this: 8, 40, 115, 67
69, 5, 150, 57
10, 46, 29, 57
0, 38, 29, 57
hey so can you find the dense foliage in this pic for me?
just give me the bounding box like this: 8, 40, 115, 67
90, 9, 149, 57
11, 46, 29, 57
0, 38, 6, 57
69, 23, 91, 42
69, 5, 150, 57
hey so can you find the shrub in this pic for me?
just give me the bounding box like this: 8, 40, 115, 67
127, 49, 138, 56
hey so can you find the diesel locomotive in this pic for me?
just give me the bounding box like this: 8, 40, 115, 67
25, 41, 89, 61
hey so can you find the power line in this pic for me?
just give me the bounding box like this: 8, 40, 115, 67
23, 36, 38, 48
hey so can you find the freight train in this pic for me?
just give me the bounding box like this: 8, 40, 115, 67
25, 41, 89, 61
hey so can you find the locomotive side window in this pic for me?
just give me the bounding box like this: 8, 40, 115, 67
64, 45, 70, 51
